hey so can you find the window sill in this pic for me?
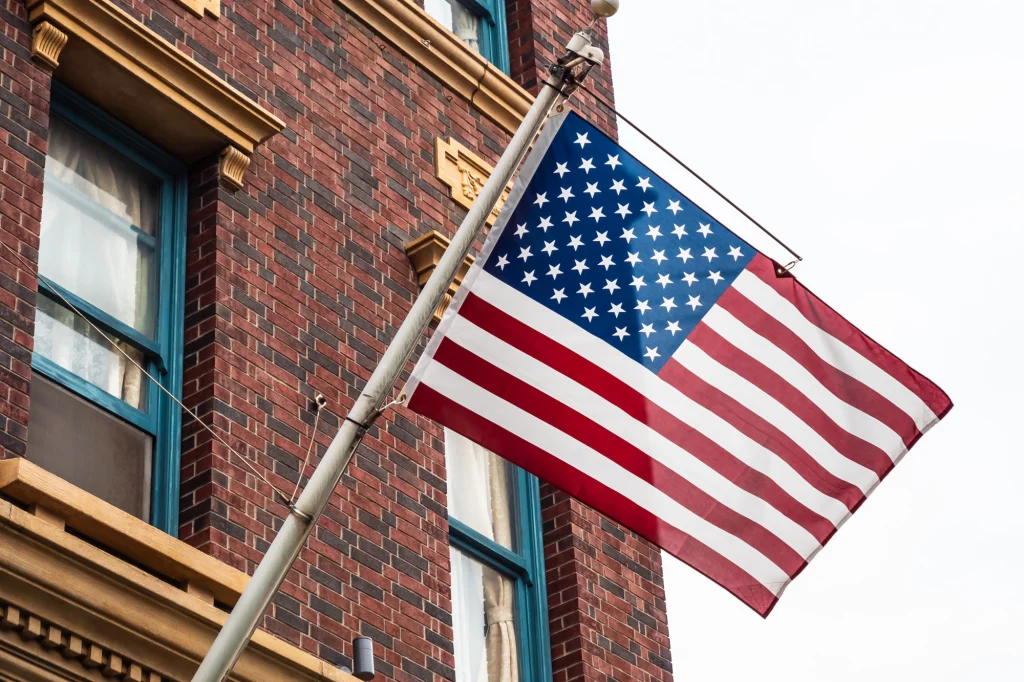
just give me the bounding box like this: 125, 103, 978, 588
336, 0, 533, 134
0, 458, 355, 682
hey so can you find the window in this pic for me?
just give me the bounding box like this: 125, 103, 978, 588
424, 0, 511, 73
446, 429, 551, 682
26, 85, 187, 534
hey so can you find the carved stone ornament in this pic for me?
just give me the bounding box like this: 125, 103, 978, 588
178, 0, 220, 18
218, 146, 251, 192
30, 21, 68, 69
435, 137, 513, 225
404, 231, 474, 322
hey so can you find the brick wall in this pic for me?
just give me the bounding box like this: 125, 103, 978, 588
0, 0, 48, 462
0, 0, 674, 680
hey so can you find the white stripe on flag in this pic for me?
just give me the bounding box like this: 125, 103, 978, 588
702, 305, 907, 459
471, 271, 853, 526
674, 341, 881, 495
731, 270, 938, 431
419, 360, 792, 594
445, 315, 822, 560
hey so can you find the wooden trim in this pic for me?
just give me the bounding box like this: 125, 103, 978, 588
0, 459, 247, 607
404, 231, 474, 321
335, 0, 533, 134
0, 492, 357, 681
435, 136, 512, 223
25, 0, 283, 164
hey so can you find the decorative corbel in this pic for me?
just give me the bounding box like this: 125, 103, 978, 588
31, 21, 68, 70
218, 146, 250, 192
178, 0, 220, 18
405, 231, 475, 322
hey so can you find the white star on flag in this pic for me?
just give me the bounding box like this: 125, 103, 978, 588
643, 347, 661, 361
631, 275, 647, 290
572, 259, 589, 275
672, 224, 687, 238
594, 231, 610, 246
589, 206, 606, 222
584, 182, 601, 198
651, 249, 667, 265
606, 154, 622, 170
681, 272, 698, 286
637, 176, 653, 192
577, 282, 594, 298
546, 263, 563, 279
522, 270, 536, 285
579, 158, 595, 173
541, 240, 558, 256
599, 255, 615, 270
534, 192, 549, 207
558, 186, 574, 202
496, 255, 509, 270
554, 162, 569, 178
518, 246, 532, 261
708, 271, 724, 284
608, 303, 625, 317
656, 273, 673, 288
515, 223, 528, 238
581, 307, 598, 321
567, 235, 584, 250
615, 203, 632, 219
603, 279, 620, 294
563, 211, 579, 227
537, 216, 553, 232
703, 247, 718, 262
667, 200, 683, 215
610, 179, 627, 194
677, 247, 693, 262
666, 320, 682, 335
686, 295, 703, 310
647, 226, 663, 241
574, 132, 590, 148
612, 326, 629, 341
625, 252, 642, 266
728, 245, 744, 261
697, 223, 714, 238
639, 323, 656, 337
642, 202, 658, 217
635, 299, 651, 314
661, 297, 677, 312
620, 228, 637, 243
551, 288, 566, 303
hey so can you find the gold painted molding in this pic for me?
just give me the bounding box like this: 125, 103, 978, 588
30, 20, 68, 69
435, 137, 512, 224
404, 230, 474, 321
335, 0, 533, 134
0, 461, 357, 681
178, 0, 219, 18
25, 0, 284, 169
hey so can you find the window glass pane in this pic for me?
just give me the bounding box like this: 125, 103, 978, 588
27, 374, 153, 520
445, 428, 518, 552
34, 296, 148, 411
39, 116, 162, 337
424, 0, 482, 53
451, 547, 520, 682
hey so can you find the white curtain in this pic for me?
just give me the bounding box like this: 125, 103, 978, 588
450, 1, 481, 54
35, 117, 154, 408
446, 429, 519, 682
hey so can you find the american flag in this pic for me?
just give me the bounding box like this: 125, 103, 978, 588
407, 112, 952, 616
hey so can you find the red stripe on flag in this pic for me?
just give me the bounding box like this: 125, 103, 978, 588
688, 323, 895, 480
459, 292, 838, 543
433, 337, 810, 578
716, 287, 922, 447
658, 359, 866, 513
408, 383, 781, 617
747, 254, 952, 418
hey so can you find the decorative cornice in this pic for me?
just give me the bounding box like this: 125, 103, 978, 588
335, 0, 533, 134
0, 463, 358, 681
435, 137, 511, 224
177, 0, 219, 18
1, 600, 169, 681
30, 21, 68, 69
404, 231, 474, 321
24, 0, 284, 167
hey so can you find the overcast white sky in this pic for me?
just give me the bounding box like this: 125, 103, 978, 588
607, 2, 1023, 679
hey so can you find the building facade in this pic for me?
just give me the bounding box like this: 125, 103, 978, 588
0, 1, 673, 681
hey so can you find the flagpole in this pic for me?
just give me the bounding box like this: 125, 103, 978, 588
190, 25, 609, 682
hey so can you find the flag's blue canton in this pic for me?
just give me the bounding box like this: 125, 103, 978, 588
483, 114, 756, 373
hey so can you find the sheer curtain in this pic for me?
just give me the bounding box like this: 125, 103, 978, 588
447, 429, 519, 682
423, 0, 482, 54
35, 117, 159, 408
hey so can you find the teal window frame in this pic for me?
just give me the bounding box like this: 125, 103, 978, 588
449, 467, 552, 681
432, 0, 511, 74
31, 83, 188, 535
